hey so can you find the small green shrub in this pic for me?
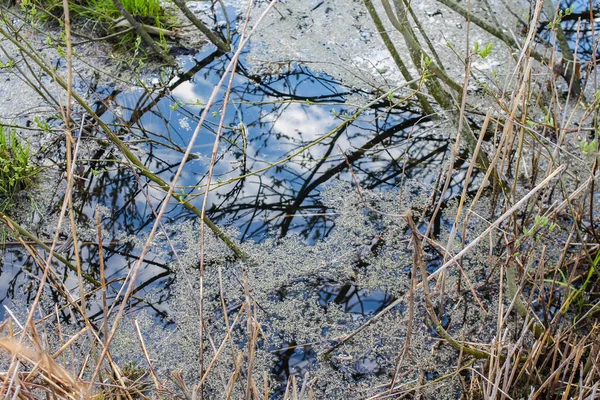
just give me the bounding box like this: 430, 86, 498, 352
0, 126, 39, 199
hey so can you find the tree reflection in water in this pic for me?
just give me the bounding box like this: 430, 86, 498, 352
0, 47, 465, 335
537, 0, 600, 62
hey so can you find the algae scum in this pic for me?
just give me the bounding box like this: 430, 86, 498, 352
1, 0, 599, 398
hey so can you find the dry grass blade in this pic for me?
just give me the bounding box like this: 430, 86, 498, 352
0, 337, 83, 395
425, 164, 566, 285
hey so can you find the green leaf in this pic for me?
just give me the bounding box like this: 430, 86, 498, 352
565, 5, 575, 15
475, 42, 494, 59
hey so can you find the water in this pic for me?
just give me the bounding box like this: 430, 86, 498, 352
538, 0, 600, 61
0, 32, 475, 391
80, 49, 441, 243
0, 36, 482, 383
318, 283, 396, 315
270, 281, 397, 384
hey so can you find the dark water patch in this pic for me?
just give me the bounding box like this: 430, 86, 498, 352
272, 342, 318, 383
269, 279, 399, 389
537, 0, 600, 62
318, 283, 396, 316
524, 285, 564, 326
425, 301, 452, 338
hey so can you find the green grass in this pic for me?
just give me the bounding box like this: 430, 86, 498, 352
73, 0, 166, 22
71, 0, 171, 56
0, 125, 39, 200
18, 0, 172, 62
21, 0, 167, 21
118, 0, 163, 18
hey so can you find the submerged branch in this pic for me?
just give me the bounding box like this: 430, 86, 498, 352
362, 0, 435, 115
373, 0, 492, 175
542, 0, 581, 95
406, 212, 491, 359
